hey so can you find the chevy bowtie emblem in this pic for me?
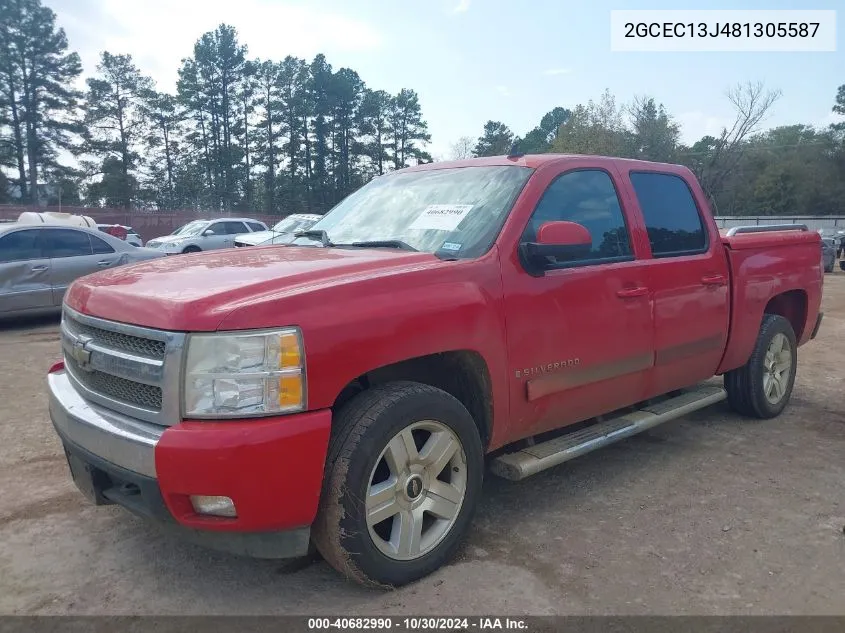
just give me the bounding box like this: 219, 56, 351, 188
70, 335, 94, 371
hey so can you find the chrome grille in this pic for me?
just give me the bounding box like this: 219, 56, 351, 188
61, 306, 186, 426
65, 356, 163, 410
67, 319, 165, 359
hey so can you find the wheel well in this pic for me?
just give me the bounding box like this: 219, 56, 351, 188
764, 290, 808, 340
332, 351, 494, 449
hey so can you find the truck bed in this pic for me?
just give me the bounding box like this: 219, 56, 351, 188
718, 224, 823, 373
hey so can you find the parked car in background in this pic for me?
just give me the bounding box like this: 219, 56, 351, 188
0, 222, 164, 320
821, 237, 835, 272
145, 218, 269, 254
97, 224, 144, 247
234, 214, 322, 247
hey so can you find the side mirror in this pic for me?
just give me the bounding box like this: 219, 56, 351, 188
520, 221, 592, 271
203, 229, 215, 236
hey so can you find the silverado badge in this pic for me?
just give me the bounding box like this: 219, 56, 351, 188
70, 335, 94, 372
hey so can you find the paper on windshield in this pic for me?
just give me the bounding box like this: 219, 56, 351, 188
409, 204, 473, 231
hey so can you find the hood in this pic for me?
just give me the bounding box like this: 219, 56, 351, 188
146, 234, 196, 247
234, 230, 286, 245
65, 246, 441, 331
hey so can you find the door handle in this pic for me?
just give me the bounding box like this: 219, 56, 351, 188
31, 265, 48, 271
617, 286, 648, 298
701, 275, 726, 286
97, 260, 112, 267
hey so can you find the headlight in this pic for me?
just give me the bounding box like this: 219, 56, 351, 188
183, 328, 305, 418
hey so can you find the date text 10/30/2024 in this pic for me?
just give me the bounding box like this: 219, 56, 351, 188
307, 617, 529, 630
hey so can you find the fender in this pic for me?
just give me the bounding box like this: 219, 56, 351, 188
217, 249, 512, 443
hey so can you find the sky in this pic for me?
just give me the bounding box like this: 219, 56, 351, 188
49, 0, 845, 160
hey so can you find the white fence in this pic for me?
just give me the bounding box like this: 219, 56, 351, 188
714, 216, 845, 233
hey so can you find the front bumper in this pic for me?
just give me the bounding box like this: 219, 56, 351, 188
48, 368, 332, 558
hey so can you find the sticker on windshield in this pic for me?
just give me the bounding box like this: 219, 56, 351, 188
409, 204, 473, 231
441, 242, 462, 251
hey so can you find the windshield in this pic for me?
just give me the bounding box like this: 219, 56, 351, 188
271, 216, 318, 234
172, 220, 209, 237
294, 166, 532, 258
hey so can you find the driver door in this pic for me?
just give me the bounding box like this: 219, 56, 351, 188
500, 166, 656, 439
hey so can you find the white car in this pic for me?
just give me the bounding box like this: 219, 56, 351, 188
233, 214, 322, 247
145, 218, 269, 254
97, 224, 144, 247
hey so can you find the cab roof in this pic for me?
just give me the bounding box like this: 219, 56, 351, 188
402, 154, 688, 173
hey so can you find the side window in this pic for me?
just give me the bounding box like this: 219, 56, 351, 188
0, 229, 42, 263
522, 169, 632, 265
90, 234, 115, 254
629, 172, 707, 257
247, 222, 265, 232
43, 229, 93, 258
224, 221, 248, 234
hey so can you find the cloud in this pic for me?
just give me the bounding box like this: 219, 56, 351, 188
51, 0, 384, 91
813, 111, 842, 129
495, 85, 511, 97
542, 68, 572, 76
452, 0, 471, 14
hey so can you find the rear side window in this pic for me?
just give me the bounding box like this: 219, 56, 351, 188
629, 172, 706, 257
247, 222, 265, 232
43, 229, 94, 258
0, 229, 42, 262
213, 221, 248, 235
90, 235, 115, 254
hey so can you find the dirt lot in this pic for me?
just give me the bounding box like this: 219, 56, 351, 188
1, 276, 844, 616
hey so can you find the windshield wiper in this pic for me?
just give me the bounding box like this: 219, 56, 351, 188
342, 240, 418, 252
294, 229, 334, 247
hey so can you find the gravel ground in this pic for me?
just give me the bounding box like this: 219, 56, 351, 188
0, 274, 843, 616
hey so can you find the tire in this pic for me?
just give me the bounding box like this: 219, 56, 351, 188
724, 314, 797, 419
182, 245, 201, 253
312, 381, 484, 588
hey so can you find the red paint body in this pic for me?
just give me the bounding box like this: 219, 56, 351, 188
63, 155, 823, 533
155, 410, 331, 531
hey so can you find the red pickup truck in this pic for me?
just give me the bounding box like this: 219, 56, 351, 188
47, 154, 823, 587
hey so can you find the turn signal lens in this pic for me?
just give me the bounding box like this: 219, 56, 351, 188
279, 332, 302, 368
278, 374, 304, 409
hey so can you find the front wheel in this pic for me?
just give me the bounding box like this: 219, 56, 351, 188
182, 245, 201, 254
312, 382, 484, 587
725, 314, 798, 419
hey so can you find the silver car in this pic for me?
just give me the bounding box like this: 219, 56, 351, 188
0, 223, 165, 320
145, 218, 269, 254
821, 237, 835, 273
234, 214, 322, 247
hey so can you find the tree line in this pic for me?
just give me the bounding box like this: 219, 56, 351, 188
458, 83, 845, 216
0, 0, 430, 214
2, 0, 844, 218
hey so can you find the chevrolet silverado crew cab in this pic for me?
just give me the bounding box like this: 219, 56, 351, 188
48, 154, 823, 587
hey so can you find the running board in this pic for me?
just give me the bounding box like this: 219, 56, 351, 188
490, 384, 727, 481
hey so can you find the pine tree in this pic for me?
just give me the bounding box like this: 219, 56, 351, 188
0, 0, 82, 204
82, 52, 153, 208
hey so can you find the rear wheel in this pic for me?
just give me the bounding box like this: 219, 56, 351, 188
725, 314, 797, 419
312, 382, 484, 587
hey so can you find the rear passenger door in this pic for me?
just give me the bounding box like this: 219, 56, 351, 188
0, 228, 52, 314
620, 170, 730, 395
43, 229, 116, 304
205, 221, 246, 249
